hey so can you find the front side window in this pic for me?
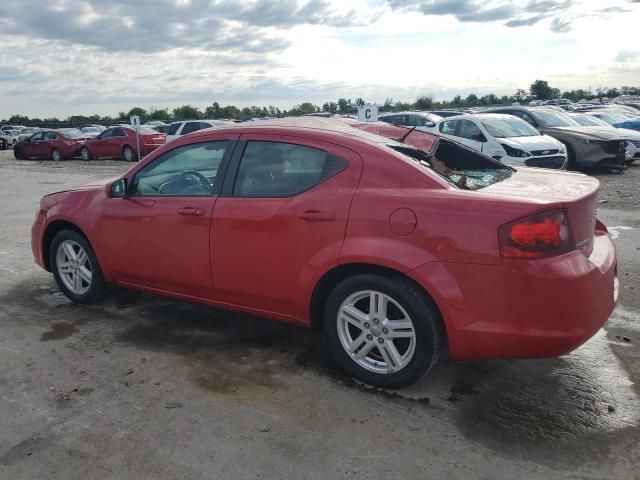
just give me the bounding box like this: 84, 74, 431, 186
31, 132, 44, 141
99, 129, 113, 139
407, 115, 428, 126
439, 120, 459, 136
112, 128, 126, 137
44, 132, 58, 141
131, 141, 229, 196
233, 141, 347, 197
167, 123, 182, 135
458, 120, 484, 140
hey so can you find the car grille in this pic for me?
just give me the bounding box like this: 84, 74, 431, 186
530, 149, 559, 156
602, 140, 626, 154
525, 156, 566, 169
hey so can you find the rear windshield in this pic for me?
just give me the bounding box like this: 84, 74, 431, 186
480, 117, 541, 138
389, 141, 513, 190
60, 130, 84, 139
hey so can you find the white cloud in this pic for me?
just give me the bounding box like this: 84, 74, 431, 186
0, 0, 638, 118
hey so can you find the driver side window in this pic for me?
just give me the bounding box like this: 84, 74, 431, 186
130, 141, 229, 196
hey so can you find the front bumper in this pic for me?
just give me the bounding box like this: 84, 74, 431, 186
410, 231, 617, 361
576, 141, 627, 167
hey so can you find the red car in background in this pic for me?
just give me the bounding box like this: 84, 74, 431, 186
80, 125, 165, 162
14, 129, 85, 161
30, 118, 617, 388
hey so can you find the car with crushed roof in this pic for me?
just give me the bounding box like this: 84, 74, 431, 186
30, 118, 618, 388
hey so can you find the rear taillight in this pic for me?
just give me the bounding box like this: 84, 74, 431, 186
499, 210, 575, 259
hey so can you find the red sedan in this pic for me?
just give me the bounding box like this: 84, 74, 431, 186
79, 125, 165, 161
14, 129, 85, 161
30, 118, 617, 388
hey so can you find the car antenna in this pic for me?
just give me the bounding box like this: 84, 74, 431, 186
394, 126, 417, 143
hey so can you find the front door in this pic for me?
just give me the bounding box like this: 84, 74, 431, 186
25, 132, 46, 157
91, 128, 113, 157
96, 137, 236, 297
455, 119, 486, 152
211, 135, 362, 319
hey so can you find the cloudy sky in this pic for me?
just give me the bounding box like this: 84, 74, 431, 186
1, 0, 639, 117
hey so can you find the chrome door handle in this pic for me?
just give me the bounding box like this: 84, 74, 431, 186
177, 207, 205, 216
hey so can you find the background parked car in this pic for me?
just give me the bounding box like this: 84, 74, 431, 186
166, 120, 224, 142
378, 111, 442, 128
482, 106, 628, 170
568, 113, 640, 164
79, 125, 105, 138
1, 125, 26, 133
1, 129, 20, 147
17, 127, 41, 142
79, 126, 166, 161
434, 114, 567, 169
13, 129, 86, 161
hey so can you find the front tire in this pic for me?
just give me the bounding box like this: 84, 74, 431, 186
50, 230, 105, 304
324, 274, 443, 388
80, 147, 91, 161
14, 148, 24, 160
122, 145, 135, 162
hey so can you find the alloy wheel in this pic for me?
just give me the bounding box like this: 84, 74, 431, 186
337, 290, 416, 374
55, 240, 92, 295
52, 149, 62, 162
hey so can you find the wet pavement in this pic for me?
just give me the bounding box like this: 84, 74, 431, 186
1, 151, 639, 479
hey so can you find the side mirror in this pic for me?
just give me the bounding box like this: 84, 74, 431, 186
471, 133, 487, 142
109, 178, 128, 198
425, 121, 435, 128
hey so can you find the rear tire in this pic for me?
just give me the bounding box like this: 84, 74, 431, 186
324, 274, 443, 389
51, 148, 63, 162
122, 145, 135, 162
50, 229, 105, 304
80, 147, 91, 161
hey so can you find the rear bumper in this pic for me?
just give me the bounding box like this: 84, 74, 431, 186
409, 232, 617, 361
141, 143, 163, 156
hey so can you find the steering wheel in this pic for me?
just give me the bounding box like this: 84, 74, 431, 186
159, 170, 211, 195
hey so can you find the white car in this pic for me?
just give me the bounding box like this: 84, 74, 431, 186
0, 129, 20, 147
165, 120, 225, 142
17, 127, 41, 142
378, 111, 443, 128
434, 114, 567, 169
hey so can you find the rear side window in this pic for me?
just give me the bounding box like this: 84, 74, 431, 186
407, 115, 428, 126
182, 122, 201, 135
168, 123, 181, 135
112, 128, 126, 137
31, 132, 44, 141
44, 132, 58, 140
233, 141, 347, 197
439, 120, 459, 135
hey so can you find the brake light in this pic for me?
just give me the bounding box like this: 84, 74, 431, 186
499, 210, 575, 259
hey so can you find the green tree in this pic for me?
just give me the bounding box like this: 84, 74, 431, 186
529, 80, 555, 100
414, 95, 434, 110
126, 107, 148, 119
222, 105, 240, 118
173, 105, 202, 120
514, 89, 528, 102
465, 94, 479, 106
149, 107, 170, 121
8, 114, 30, 124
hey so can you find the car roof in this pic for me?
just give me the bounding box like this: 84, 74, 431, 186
379, 111, 434, 117
183, 117, 417, 148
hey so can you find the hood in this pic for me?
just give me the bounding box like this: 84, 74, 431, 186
615, 127, 640, 140
44, 176, 119, 197
498, 134, 562, 151
546, 125, 625, 140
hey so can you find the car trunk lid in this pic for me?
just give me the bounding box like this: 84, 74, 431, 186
481, 168, 600, 256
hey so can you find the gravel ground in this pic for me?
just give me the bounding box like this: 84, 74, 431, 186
0, 149, 639, 480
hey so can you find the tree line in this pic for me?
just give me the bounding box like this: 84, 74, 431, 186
3, 80, 639, 126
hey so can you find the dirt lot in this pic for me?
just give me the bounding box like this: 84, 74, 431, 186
1, 150, 639, 479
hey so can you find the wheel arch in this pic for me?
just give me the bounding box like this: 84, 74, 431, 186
309, 263, 447, 340
42, 220, 90, 271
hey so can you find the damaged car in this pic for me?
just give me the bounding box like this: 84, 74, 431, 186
31, 118, 617, 388
483, 106, 629, 171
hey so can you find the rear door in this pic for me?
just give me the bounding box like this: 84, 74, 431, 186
210, 135, 363, 317
92, 128, 113, 157
42, 131, 59, 157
